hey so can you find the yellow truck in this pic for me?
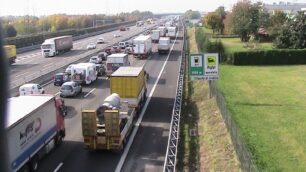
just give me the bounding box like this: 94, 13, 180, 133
4, 45, 17, 64
82, 66, 147, 151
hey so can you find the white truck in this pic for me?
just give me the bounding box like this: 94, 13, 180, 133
133, 35, 152, 58
157, 27, 166, 37
6, 95, 66, 172
41, 35, 73, 57
105, 53, 130, 75
158, 37, 171, 54
167, 27, 177, 39
71, 63, 97, 85
151, 30, 160, 43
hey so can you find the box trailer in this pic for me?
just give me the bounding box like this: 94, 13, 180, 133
133, 35, 152, 59
157, 27, 166, 37
167, 27, 177, 39
158, 37, 171, 54
6, 95, 66, 172
105, 53, 130, 76
151, 30, 160, 43
41, 35, 73, 57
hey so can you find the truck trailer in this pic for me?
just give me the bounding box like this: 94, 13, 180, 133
157, 26, 166, 37
166, 27, 177, 39
41, 35, 73, 57
82, 66, 147, 152
151, 30, 160, 43
4, 45, 17, 64
6, 95, 66, 172
105, 53, 130, 76
158, 37, 171, 54
132, 35, 152, 59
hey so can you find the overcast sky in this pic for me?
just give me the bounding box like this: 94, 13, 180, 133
1, 0, 306, 16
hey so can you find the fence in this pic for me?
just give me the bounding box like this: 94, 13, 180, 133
209, 81, 258, 172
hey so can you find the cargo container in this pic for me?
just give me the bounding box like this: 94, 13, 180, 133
158, 37, 171, 54
6, 95, 66, 172
157, 26, 166, 37
41, 35, 73, 57
166, 27, 177, 39
105, 53, 130, 76
151, 30, 160, 43
110, 66, 147, 109
4, 45, 17, 64
132, 35, 152, 58
71, 63, 97, 85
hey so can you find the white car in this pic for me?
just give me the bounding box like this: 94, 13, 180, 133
89, 56, 102, 64
114, 34, 121, 38
87, 43, 96, 50
19, 83, 45, 96
97, 37, 105, 44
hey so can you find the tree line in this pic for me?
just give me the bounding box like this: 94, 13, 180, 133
1, 10, 153, 37
203, 0, 306, 49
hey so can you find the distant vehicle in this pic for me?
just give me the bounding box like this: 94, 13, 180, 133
119, 42, 126, 49
19, 83, 45, 95
4, 45, 17, 64
41, 35, 73, 57
60, 81, 82, 97
112, 45, 121, 53
158, 37, 171, 54
167, 26, 177, 39
158, 26, 167, 37
136, 21, 144, 27
104, 47, 112, 55
95, 64, 106, 76
97, 37, 105, 44
6, 95, 66, 172
89, 56, 102, 64
65, 65, 73, 75
119, 26, 126, 31
133, 35, 152, 58
71, 63, 97, 85
106, 53, 130, 75
87, 43, 96, 50
125, 44, 134, 54
151, 30, 160, 43
54, 73, 70, 86
114, 34, 121, 38
98, 52, 108, 61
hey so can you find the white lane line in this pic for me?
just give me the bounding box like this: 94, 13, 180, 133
41, 80, 54, 87
55, 92, 60, 96
53, 162, 63, 172
15, 72, 29, 78
43, 63, 54, 68
83, 88, 96, 98
115, 27, 179, 172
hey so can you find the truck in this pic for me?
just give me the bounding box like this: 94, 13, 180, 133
157, 26, 166, 37
158, 37, 171, 54
71, 63, 97, 85
82, 66, 147, 152
105, 53, 130, 76
41, 35, 73, 57
132, 35, 152, 58
4, 45, 17, 64
166, 27, 177, 39
6, 95, 66, 172
151, 30, 160, 43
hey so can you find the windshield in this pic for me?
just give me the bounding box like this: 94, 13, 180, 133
61, 85, 72, 90
41, 44, 51, 49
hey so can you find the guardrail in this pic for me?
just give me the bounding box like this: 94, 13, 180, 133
163, 21, 186, 172
10, 25, 154, 96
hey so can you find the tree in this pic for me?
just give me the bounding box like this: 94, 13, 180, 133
204, 12, 223, 34
184, 10, 201, 19
268, 10, 287, 39
5, 25, 17, 37
223, 12, 234, 35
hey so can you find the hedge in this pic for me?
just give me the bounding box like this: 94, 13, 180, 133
5, 20, 136, 48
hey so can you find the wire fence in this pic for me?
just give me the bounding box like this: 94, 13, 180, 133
209, 81, 258, 172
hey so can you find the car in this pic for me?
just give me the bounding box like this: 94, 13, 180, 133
65, 65, 73, 75
19, 83, 45, 96
89, 56, 102, 64
119, 42, 126, 49
112, 45, 121, 53
119, 26, 126, 31
104, 47, 112, 55
98, 52, 108, 61
97, 37, 105, 44
87, 43, 96, 50
54, 73, 70, 86
95, 64, 106, 76
60, 81, 82, 97
125, 44, 134, 54
114, 34, 121, 38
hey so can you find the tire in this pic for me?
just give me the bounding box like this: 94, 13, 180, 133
29, 156, 39, 172
55, 134, 63, 146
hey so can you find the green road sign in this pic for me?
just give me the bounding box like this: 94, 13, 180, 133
189, 54, 204, 76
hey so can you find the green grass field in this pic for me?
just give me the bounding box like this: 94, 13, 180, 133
217, 65, 306, 171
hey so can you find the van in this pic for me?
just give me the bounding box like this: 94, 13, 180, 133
70, 63, 97, 85
19, 83, 45, 95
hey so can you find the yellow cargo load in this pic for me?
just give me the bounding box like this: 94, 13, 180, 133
110, 66, 145, 98
4, 45, 17, 64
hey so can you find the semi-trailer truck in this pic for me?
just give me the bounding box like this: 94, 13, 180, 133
82, 66, 147, 152
166, 27, 177, 39
132, 35, 152, 59
4, 45, 17, 64
157, 26, 166, 37
151, 30, 160, 43
41, 35, 73, 57
6, 95, 66, 172
158, 37, 171, 54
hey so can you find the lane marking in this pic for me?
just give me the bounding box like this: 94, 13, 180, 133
43, 63, 54, 68
15, 72, 29, 78
41, 80, 54, 87
115, 25, 179, 172
53, 162, 63, 172
83, 88, 96, 98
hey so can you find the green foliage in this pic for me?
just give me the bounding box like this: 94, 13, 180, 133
204, 12, 223, 34
4, 25, 17, 37
184, 10, 201, 19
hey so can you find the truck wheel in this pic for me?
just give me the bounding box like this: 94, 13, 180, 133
55, 134, 63, 146
29, 156, 39, 172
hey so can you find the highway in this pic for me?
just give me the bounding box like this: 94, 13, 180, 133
31, 21, 184, 172
9, 24, 155, 90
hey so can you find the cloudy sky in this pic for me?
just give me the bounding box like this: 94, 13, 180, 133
0, 0, 305, 16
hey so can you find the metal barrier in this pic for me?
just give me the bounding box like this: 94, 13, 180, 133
163, 20, 186, 172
